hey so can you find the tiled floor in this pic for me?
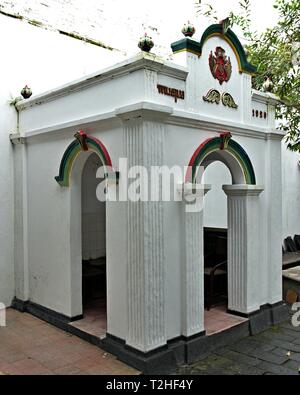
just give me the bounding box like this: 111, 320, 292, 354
0, 309, 139, 375
205, 304, 248, 336
71, 298, 107, 339
73, 300, 247, 340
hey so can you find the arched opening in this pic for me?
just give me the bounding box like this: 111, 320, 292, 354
56, 132, 115, 338
203, 161, 230, 316
68, 151, 108, 338
183, 134, 261, 337
80, 153, 107, 336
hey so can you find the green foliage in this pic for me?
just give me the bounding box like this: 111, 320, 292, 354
195, 0, 300, 152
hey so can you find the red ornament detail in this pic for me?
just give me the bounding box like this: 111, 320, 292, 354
220, 132, 232, 150
74, 130, 89, 151
209, 47, 232, 85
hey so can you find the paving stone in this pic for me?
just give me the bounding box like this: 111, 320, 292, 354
184, 356, 265, 376
280, 322, 300, 333
244, 349, 289, 365
271, 347, 300, 362
214, 349, 261, 367
256, 338, 300, 353
275, 327, 300, 339
257, 329, 296, 343
256, 361, 299, 375
292, 337, 300, 345
228, 338, 276, 354
176, 307, 300, 375
282, 360, 300, 372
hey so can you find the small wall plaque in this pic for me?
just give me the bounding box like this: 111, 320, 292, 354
157, 85, 185, 103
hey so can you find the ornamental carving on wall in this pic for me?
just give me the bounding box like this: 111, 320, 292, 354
203, 89, 238, 109
209, 47, 232, 84
203, 89, 221, 104
222, 92, 238, 109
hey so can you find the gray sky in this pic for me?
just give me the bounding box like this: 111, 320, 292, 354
0, 0, 279, 58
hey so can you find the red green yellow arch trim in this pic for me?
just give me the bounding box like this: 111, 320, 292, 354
185, 133, 256, 185
55, 131, 114, 187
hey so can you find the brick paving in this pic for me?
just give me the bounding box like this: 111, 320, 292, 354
0, 309, 139, 375
177, 318, 300, 375
1, 308, 300, 375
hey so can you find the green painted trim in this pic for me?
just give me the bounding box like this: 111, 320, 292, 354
171, 23, 257, 75
186, 137, 256, 185
55, 136, 113, 187
171, 38, 202, 56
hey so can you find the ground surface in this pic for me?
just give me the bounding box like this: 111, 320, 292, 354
0, 309, 139, 375
177, 317, 300, 375
1, 308, 300, 375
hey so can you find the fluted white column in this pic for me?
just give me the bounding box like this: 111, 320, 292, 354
12, 139, 29, 302
223, 185, 264, 315
182, 184, 211, 337
123, 117, 166, 353
265, 135, 283, 305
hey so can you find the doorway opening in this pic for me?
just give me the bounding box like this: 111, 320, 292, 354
204, 227, 228, 310
71, 152, 107, 339
202, 160, 247, 335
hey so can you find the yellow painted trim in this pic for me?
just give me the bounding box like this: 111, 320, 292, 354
203, 32, 256, 76
173, 48, 201, 57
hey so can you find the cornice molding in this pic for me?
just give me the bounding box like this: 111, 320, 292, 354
252, 89, 281, 106
10, 133, 26, 145
20, 102, 284, 143
115, 102, 173, 122
223, 185, 264, 196
16, 53, 188, 111
168, 109, 277, 140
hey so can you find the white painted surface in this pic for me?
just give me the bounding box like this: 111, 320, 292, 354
282, 145, 300, 240
203, 162, 231, 229
0, 11, 125, 307
0, 5, 299, 351
0, 83, 15, 307
224, 185, 264, 314
82, 154, 106, 260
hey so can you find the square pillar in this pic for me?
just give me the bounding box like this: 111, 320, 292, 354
119, 111, 169, 353
182, 184, 211, 337
223, 185, 264, 315
12, 139, 29, 302
265, 135, 283, 304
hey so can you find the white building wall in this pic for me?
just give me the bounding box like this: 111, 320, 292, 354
203, 162, 231, 229
282, 143, 300, 240
0, 82, 15, 307
0, 12, 123, 306
82, 154, 106, 260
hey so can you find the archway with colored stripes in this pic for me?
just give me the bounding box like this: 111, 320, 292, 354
185, 133, 256, 185
55, 131, 115, 187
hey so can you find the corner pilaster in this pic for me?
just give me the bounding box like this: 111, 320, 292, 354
223, 185, 264, 314
182, 184, 211, 337
118, 109, 167, 353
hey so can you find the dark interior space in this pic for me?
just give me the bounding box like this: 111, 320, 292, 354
82, 258, 107, 308
204, 228, 228, 310
70, 259, 107, 338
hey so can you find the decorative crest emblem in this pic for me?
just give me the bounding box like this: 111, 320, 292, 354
209, 47, 232, 85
